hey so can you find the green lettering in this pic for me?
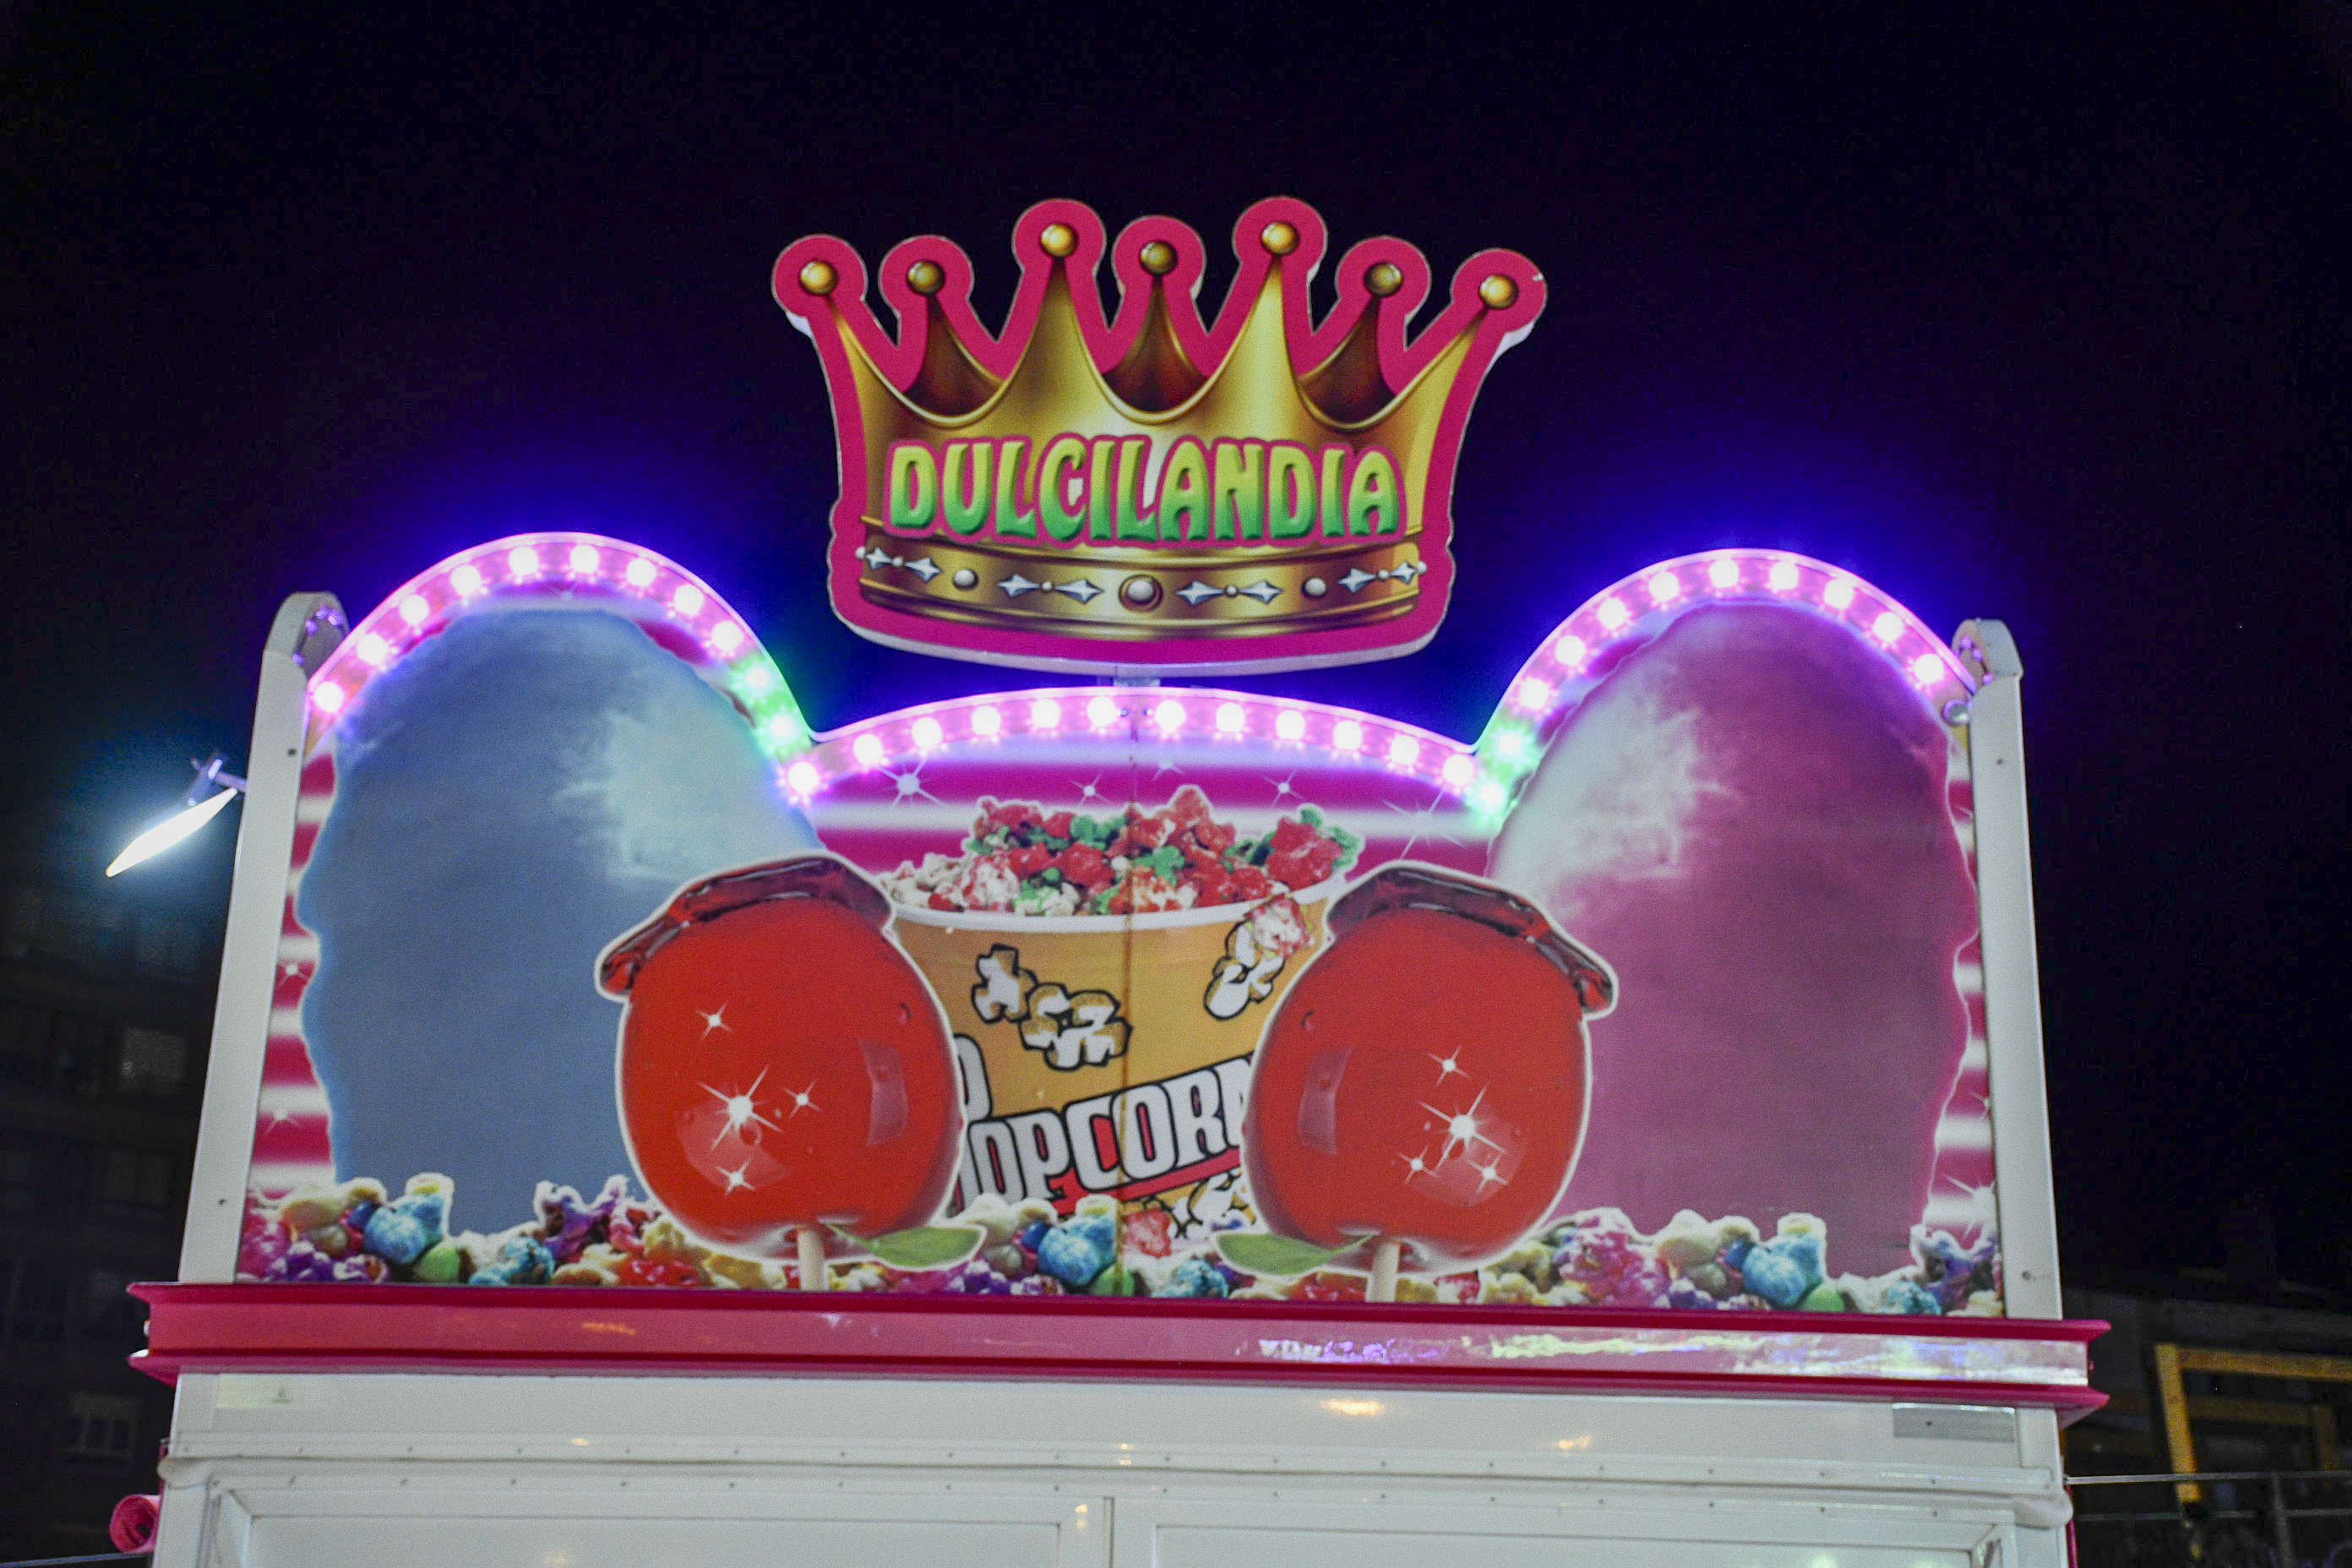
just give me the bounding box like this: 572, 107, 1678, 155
1347, 449, 1400, 536
887, 444, 938, 532
1157, 439, 1210, 542
1319, 446, 1348, 536
1115, 438, 1156, 539
942, 442, 991, 536
1211, 439, 1265, 542
1267, 444, 1314, 539
992, 438, 1035, 537
1038, 437, 1088, 542
1086, 438, 1117, 541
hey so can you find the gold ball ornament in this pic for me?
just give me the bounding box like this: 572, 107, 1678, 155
1477, 273, 1519, 309
1260, 220, 1299, 255
1039, 222, 1078, 258
798, 259, 838, 296
1365, 262, 1404, 297
1137, 240, 1178, 275
906, 259, 945, 296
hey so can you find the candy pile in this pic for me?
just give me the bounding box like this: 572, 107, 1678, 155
237, 1175, 1999, 1315
1470, 1209, 2001, 1315
881, 786, 1362, 916
237, 1173, 787, 1288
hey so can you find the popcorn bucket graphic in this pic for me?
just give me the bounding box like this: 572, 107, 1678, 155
890, 883, 1341, 1225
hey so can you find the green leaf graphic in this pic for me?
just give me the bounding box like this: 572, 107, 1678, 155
1215, 1233, 1347, 1278
860, 1225, 985, 1271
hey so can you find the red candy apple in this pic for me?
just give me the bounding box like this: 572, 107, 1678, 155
1242, 864, 1614, 1282
598, 854, 962, 1263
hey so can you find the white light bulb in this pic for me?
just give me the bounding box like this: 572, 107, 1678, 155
971, 705, 1002, 737
1332, 719, 1364, 752
911, 716, 943, 749
1707, 558, 1740, 590
1214, 701, 1245, 734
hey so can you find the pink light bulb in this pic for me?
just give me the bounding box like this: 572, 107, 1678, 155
313, 683, 347, 714
852, 733, 885, 769
1767, 560, 1801, 593
671, 584, 705, 618
1386, 734, 1420, 766
971, 705, 1003, 737
1152, 699, 1185, 733
1823, 577, 1857, 610
1870, 611, 1903, 644
1598, 596, 1631, 630
1030, 697, 1063, 730
1512, 677, 1554, 711
398, 594, 430, 627
1440, 754, 1474, 788
1647, 571, 1682, 605
709, 621, 745, 654
911, 716, 943, 750
1332, 719, 1364, 753
567, 544, 599, 576
786, 761, 820, 797
1086, 694, 1119, 729
353, 632, 392, 667
507, 546, 541, 580
1909, 652, 1945, 686
1214, 701, 1245, 735
1274, 708, 1306, 742
1707, 558, 1740, 590
450, 564, 485, 597
1554, 633, 1588, 667
624, 558, 656, 590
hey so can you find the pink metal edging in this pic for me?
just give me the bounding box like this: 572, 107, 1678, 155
132, 1284, 2104, 1415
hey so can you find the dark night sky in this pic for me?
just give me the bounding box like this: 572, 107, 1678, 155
4, 8, 2346, 1290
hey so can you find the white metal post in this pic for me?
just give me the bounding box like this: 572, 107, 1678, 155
1956, 618, 2063, 1320
174, 593, 345, 1282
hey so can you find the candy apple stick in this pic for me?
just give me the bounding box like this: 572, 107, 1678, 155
796, 1225, 828, 1292
1368, 1239, 1402, 1303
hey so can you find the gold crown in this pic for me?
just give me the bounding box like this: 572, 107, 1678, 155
774, 198, 1544, 673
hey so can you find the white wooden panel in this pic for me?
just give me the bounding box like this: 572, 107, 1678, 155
1117, 1497, 1995, 1568
212, 1483, 1102, 1568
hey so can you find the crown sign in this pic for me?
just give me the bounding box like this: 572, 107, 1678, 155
775, 198, 1545, 674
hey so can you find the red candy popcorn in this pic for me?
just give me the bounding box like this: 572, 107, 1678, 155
598, 854, 963, 1263
1243, 864, 1615, 1285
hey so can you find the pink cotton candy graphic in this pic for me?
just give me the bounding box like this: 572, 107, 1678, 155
1489, 604, 1977, 1276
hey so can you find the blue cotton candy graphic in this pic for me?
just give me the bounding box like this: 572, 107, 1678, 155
297, 608, 817, 1209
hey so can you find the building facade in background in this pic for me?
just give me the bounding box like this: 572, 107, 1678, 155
0, 808, 220, 1561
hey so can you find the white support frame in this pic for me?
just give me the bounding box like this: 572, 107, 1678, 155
1956, 618, 2063, 1320
176, 593, 345, 1282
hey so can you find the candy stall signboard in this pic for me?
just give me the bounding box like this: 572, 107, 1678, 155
233, 202, 2004, 1319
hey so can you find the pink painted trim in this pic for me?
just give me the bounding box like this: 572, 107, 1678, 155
130, 1284, 2104, 1412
